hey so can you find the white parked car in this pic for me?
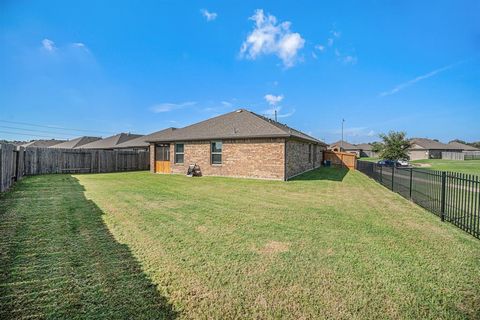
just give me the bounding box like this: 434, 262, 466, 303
397, 159, 409, 167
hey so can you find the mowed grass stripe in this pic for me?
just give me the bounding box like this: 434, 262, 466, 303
1, 170, 479, 319
77, 170, 479, 319
0, 175, 176, 319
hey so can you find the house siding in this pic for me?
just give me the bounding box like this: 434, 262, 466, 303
164, 138, 286, 180
285, 139, 324, 179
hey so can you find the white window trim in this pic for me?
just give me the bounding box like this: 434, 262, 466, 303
174, 143, 184, 164
211, 141, 222, 165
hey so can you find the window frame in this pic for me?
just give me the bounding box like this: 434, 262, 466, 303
174, 143, 184, 164
210, 141, 223, 165
308, 144, 312, 163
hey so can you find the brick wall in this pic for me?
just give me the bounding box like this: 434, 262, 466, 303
285, 139, 324, 179
151, 138, 286, 180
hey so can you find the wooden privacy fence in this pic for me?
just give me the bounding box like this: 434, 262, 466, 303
0, 144, 25, 192
465, 151, 480, 160
441, 152, 464, 161
357, 160, 480, 240
0, 143, 149, 192
323, 151, 356, 169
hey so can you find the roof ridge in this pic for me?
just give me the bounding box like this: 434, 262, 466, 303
247, 110, 321, 142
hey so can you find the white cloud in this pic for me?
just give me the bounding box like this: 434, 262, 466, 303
315, 44, 325, 52
240, 9, 305, 68
150, 101, 197, 113
331, 30, 341, 38
72, 42, 86, 48
201, 9, 217, 21
262, 105, 295, 118
41, 38, 56, 52
327, 38, 334, 47
379, 62, 462, 97
342, 55, 357, 65
221, 101, 233, 108
264, 94, 284, 105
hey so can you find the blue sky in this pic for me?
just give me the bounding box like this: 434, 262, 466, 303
1, 0, 479, 143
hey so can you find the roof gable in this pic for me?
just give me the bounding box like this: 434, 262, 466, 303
447, 141, 480, 151
77, 133, 142, 149
49, 136, 101, 149
410, 138, 449, 150
115, 128, 177, 148
147, 109, 324, 144
329, 140, 357, 149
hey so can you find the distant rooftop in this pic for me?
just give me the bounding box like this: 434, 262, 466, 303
77, 133, 143, 149
20, 139, 65, 148
49, 136, 101, 149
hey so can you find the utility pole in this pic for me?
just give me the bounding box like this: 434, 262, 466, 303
274, 110, 278, 122
341, 118, 345, 150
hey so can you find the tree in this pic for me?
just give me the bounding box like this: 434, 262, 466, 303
377, 131, 411, 160
371, 142, 383, 154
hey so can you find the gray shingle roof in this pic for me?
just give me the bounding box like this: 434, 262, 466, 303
447, 141, 479, 151
77, 133, 143, 149
49, 136, 101, 149
147, 109, 325, 144
355, 143, 373, 151
329, 140, 358, 150
114, 128, 177, 149
410, 138, 450, 150
21, 139, 65, 148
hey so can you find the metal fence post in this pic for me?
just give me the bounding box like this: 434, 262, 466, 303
391, 165, 395, 191
380, 165, 383, 183
409, 168, 413, 199
441, 171, 446, 222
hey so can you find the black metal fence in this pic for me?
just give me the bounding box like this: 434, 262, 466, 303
357, 160, 480, 239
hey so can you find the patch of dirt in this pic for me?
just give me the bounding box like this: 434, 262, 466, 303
412, 163, 431, 168
257, 241, 289, 255
196, 225, 208, 233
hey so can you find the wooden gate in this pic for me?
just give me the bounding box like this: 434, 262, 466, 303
155, 144, 171, 174
323, 151, 357, 170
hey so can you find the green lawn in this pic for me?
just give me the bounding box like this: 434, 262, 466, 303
358, 157, 379, 162
412, 159, 480, 176
1, 169, 480, 319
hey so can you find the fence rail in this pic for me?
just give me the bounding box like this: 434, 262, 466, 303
357, 160, 480, 239
0, 143, 149, 192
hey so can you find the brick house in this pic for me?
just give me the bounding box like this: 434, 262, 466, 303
147, 109, 327, 180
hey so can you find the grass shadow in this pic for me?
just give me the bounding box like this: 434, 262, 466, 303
290, 166, 349, 181
0, 175, 177, 319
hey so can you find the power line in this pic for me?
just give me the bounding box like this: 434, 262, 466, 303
0, 125, 80, 137
0, 119, 116, 135
0, 130, 69, 140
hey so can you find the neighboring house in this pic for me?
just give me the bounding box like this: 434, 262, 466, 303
447, 141, 480, 152
355, 143, 378, 158
49, 136, 101, 149
114, 128, 177, 151
328, 141, 361, 156
20, 139, 65, 148
408, 138, 459, 160
146, 109, 327, 180
76, 133, 143, 149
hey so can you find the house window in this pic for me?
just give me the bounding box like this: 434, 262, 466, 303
175, 143, 184, 164
308, 144, 312, 163
211, 141, 222, 164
